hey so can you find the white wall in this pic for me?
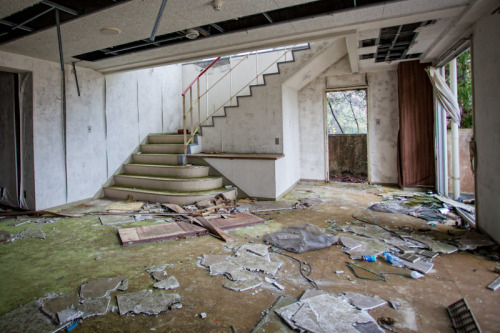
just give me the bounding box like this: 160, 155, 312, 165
0, 50, 182, 210
472, 12, 500, 243
298, 56, 399, 183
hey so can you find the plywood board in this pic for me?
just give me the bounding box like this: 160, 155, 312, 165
118, 212, 264, 245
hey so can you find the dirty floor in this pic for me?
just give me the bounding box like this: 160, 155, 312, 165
0, 182, 499, 332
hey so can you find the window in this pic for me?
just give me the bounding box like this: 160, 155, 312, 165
326, 89, 367, 134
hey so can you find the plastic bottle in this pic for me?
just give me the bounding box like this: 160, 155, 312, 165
382, 252, 404, 268
362, 255, 376, 262
411, 271, 424, 279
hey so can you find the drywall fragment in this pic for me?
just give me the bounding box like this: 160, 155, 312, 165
222, 278, 262, 292
17, 226, 45, 239
225, 268, 256, 282
117, 290, 181, 315
300, 289, 329, 301
147, 264, 172, 273
154, 276, 180, 290
118, 278, 129, 291
209, 261, 242, 276
399, 258, 434, 274
57, 308, 84, 324
79, 297, 111, 318
344, 292, 387, 310
408, 235, 458, 254
353, 321, 385, 333
341, 236, 362, 250
0, 300, 60, 332
80, 276, 126, 298
200, 254, 230, 267
151, 270, 168, 281
230, 255, 282, 276
251, 296, 297, 333
41, 295, 80, 323
265, 277, 285, 290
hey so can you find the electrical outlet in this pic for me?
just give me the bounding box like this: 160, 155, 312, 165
88, 126, 92, 133
275, 138, 279, 145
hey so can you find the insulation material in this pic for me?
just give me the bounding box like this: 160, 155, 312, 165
397, 61, 435, 188
425, 67, 461, 123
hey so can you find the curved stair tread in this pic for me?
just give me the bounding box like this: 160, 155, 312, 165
116, 174, 222, 182
106, 186, 234, 196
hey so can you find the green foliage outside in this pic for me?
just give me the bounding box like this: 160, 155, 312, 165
446, 49, 473, 128
326, 90, 367, 134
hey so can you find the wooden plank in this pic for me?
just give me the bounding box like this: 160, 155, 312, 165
163, 203, 188, 214
195, 216, 238, 242
118, 212, 265, 245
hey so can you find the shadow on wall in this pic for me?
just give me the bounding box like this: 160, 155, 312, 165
328, 134, 367, 177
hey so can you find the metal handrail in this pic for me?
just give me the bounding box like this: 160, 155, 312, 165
181, 45, 296, 153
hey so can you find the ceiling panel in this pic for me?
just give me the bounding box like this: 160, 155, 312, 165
0, 1, 39, 18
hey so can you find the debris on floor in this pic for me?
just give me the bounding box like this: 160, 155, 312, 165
17, 225, 46, 239
0, 300, 60, 332
250, 295, 298, 333
154, 276, 180, 290
330, 173, 367, 183
487, 276, 500, 291
263, 224, 338, 253
447, 298, 481, 332
116, 290, 182, 315
118, 212, 264, 245
275, 291, 383, 333
99, 215, 135, 225
199, 242, 283, 292
344, 292, 387, 310
80, 276, 127, 298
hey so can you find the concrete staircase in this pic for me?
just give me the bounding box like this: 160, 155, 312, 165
103, 133, 236, 205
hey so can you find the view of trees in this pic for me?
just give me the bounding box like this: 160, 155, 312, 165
446, 49, 473, 128
326, 90, 367, 134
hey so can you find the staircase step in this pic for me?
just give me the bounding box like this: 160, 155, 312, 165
124, 164, 209, 178
141, 143, 185, 154
132, 153, 185, 165
103, 186, 236, 205
148, 134, 185, 144
114, 174, 223, 192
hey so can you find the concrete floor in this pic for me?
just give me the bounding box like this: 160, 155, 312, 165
0, 182, 499, 332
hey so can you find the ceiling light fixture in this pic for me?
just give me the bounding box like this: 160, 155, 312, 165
185, 28, 199, 39
100, 27, 121, 35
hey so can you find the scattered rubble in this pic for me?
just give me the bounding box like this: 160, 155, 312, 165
116, 290, 182, 315
17, 225, 45, 239
154, 276, 180, 290
344, 292, 387, 310
80, 276, 127, 298
0, 300, 60, 332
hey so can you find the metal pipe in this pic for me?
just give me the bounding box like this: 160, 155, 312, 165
41, 1, 79, 16
450, 58, 460, 200
150, 0, 167, 41
182, 95, 187, 154
197, 78, 201, 127
72, 62, 80, 97
440, 67, 448, 196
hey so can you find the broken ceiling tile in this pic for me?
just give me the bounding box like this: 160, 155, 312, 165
78, 297, 111, 319
224, 268, 256, 282
353, 321, 385, 333
348, 225, 393, 241
151, 270, 168, 281
251, 296, 297, 333
117, 290, 181, 315
17, 225, 45, 239
343, 234, 388, 259
487, 276, 500, 291
80, 276, 126, 298
341, 236, 363, 250
154, 276, 180, 290
399, 258, 434, 274
0, 300, 60, 332
265, 277, 284, 290
118, 278, 129, 291
99, 215, 135, 225
237, 243, 270, 257
291, 302, 322, 332
300, 289, 329, 301
41, 295, 80, 323
223, 278, 262, 292
344, 292, 387, 310
409, 235, 458, 254
56, 308, 84, 325
200, 254, 230, 267
274, 302, 302, 330
209, 261, 242, 276
230, 255, 282, 276
147, 264, 173, 273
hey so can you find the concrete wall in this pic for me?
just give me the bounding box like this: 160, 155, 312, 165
0, 50, 182, 210
328, 134, 368, 177
298, 56, 399, 183
447, 128, 475, 194
472, 12, 500, 243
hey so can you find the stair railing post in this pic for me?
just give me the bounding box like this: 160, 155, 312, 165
189, 86, 194, 137
182, 94, 187, 154
197, 78, 201, 126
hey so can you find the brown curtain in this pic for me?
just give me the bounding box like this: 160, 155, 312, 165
397, 61, 435, 188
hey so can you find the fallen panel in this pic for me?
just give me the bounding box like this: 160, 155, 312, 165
251, 295, 297, 333
80, 276, 126, 298
223, 278, 262, 292
0, 301, 61, 332
200, 254, 230, 267
344, 292, 387, 310
353, 321, 385, 333
399, 258, 434, 274
41, 295, 80, 323
230, 255, 282, 276
487, 276, 500, 291
237, 243, 270, 257
117, 290, 181, 315
341, 236, 363, 250
154, 276, 180, 290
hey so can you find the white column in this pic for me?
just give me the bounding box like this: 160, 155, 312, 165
450, 58, 460, 200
